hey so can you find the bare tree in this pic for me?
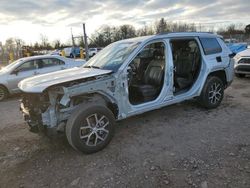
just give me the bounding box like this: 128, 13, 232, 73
227, 24, 236, 35
33, 42, 39, 51
245, 24, 250, 34
137, 25, 154, 36
102, 26, 112, 44
40, 34, 48, 47
119, 25, 136, 39
53, 39, 61, 49
5, 38, 15, 52
39, 34, 52, 49
155, 18, 167, 34
14, 38, 24, 58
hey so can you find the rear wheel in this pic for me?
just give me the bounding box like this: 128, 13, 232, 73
66, 104, 115, 154
0, 85, 8, 101
235, 73, 245, 78
198, 76, 224, 109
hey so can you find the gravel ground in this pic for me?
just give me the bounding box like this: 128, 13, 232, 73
0, 77, 249, 188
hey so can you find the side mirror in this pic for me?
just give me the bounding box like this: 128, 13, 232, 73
229, 53, 236, 58
11, 69, 19, 75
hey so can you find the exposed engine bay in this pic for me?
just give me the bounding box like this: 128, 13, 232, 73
20, 74, 117, 133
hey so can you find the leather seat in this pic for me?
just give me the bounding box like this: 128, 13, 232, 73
132, 51, 165, 102
174, 47, 193, 89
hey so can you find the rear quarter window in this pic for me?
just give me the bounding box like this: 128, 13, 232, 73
200, 38, 222, 55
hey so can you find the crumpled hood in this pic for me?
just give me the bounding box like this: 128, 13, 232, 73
18, 67, 112, 93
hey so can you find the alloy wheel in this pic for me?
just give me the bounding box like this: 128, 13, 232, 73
79, 113, 110, 147
208, 82, 222, 104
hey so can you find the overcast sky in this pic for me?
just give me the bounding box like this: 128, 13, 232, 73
0, 0, 249, 44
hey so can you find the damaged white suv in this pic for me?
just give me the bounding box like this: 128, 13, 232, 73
19, 33, 234, 153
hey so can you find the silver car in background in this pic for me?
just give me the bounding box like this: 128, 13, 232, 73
234, 49, 250, 77
0, 55, 85, 101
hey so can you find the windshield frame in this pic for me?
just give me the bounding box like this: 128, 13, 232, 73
117, 38, 167, 73
0, 59, 24, 72
83, 38, 148, 72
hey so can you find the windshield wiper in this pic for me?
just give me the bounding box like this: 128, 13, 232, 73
84, 65, 101, 69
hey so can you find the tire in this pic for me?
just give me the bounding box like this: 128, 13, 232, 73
198, 76, 224, 109
235, 73, 245, 78
66, 104, 115, 154
0, 85, 8, 102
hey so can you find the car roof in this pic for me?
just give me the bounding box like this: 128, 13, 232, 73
115, 32, 222, 44
157, 32, 222, 38
19, 55, 63, 61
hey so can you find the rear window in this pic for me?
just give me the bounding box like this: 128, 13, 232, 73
36, 58, 65, 68
200, 38, 222, 55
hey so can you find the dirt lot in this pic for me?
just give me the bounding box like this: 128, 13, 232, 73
0, 77, 249, 188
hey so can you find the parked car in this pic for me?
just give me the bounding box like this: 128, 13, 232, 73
88, 48, 102, 57
0, 55, 85, 101
64, 47, 81, 58
225, 38, 239, 44
234, 49, 250, 77
227, 42, 248, 54
19, 32, 234, 153
50, 49, 61, 56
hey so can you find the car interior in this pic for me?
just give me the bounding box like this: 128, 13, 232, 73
35, 58, 64, 68
128, 42, 165, 105
127, 39, 202, 104
14, 58, 65, 73
16, 60, 36, 72
170, 39, 202, 94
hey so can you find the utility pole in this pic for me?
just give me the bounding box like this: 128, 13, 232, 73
83, 23, 89, 61
71, 28, 76, 58
71, 28, 75, 47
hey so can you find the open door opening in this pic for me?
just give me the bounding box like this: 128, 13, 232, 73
128, 42, 165, 105
170, 39, 202, 94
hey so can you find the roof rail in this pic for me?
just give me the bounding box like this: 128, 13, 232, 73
157, 31, 214, 35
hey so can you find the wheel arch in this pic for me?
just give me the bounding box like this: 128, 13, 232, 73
98, 93, 119, 119
207, 70, 227, 87
0, 84, 9, 94
72, 92, 119, 119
